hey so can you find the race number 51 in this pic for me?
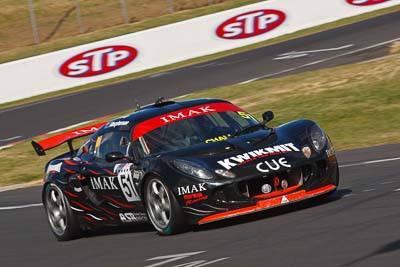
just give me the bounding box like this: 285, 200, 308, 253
114, 163, 140, 202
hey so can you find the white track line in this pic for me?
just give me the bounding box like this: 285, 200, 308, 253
216, 58, 248, 66
273, 44, 354, 60
1, 156, 399, 211
380, 181, 395, 185
0, 136, 22, 142
46, 120, 94, 134
280, 44, 354, 55
0, 203, 42, 211
142, 71, 173, 79
340, 157, 400, 168
362, 189, 376, 192
239, 37, 400, 84
193, 62, 217, 69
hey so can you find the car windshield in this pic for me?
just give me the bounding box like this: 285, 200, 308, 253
136, 111, 259, 156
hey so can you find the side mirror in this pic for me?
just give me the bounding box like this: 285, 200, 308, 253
262, 111, 274, 123
105, 151, 125, 162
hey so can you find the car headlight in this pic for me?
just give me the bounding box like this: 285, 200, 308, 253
309, 124, 327, 152
173, 160, 214, 180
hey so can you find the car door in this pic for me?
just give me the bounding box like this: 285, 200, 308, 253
85, 130, 143, 208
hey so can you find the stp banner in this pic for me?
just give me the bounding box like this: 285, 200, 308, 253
0, 0, 398, 103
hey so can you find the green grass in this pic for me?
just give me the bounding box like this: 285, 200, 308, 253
0, 0, 259, 62
1, 53, 399, 187
1, 5, 398, 111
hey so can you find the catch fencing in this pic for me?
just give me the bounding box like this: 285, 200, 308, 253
2, 0, 226, 52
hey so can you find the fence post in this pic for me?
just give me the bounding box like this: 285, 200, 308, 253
27, 0, 40, 44
73, 0, 84, 33
120, 0, 129, 24
167, 0, 174, 13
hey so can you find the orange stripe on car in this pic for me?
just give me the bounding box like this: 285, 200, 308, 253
198, 184, 336, 224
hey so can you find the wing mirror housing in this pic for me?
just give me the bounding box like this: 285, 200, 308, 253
105, 151, 140, 165
105, 151, 125, 162
262, 111, 274, 124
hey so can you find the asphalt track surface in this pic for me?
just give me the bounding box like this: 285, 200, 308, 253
1, 11, 400, 147
0, 143, 399, 267
0, 11, 400, 267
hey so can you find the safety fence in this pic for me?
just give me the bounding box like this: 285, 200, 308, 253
1, 0, 226, 52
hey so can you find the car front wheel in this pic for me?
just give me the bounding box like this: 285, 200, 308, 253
144, 176, 186, 235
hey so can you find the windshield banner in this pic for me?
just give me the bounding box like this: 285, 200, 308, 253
132, 102, 243, 140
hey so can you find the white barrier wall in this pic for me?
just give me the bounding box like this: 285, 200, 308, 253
0, 0, 398, 104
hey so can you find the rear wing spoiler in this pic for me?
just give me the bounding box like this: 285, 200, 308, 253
31, 121, 107, 156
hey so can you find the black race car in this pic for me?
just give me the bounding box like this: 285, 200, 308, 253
32, 98, 339, 241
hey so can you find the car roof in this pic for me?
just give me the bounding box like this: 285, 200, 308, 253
96, 98, 232, 135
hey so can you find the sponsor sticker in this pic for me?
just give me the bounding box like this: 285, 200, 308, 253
106, 121, 130, 128
205, 134, 231, 143
73, 187, 82, 192
177, 183, 207, 196
114, 163, 141, 202
132, 102, 242, 140
90, 176, 119, 190
216, 9, 286, 39
73, 127, 101, 136
236, 111, 254, 120
256, 157, 292, 173
281, 195, 289, 204
346, 0, 390, 6
217, 143, 300, 170
119, 212, 148, 223
159, 106, 216, 123
60, 45, 138, 78
183, 192, 209, 205
47, 162, 62, 174
95, 136, 102, 149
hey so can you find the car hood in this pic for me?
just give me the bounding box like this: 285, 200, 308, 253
171, 129, 309, 179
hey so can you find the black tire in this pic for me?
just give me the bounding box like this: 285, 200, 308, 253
43, 183, 81, 241
144, 176, 186, 235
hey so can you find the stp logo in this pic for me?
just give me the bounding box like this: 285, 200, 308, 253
216, 9, 285, 39
346, 0, 390, 6
60, 45, 138, 78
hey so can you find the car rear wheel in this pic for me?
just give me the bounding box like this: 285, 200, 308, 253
44, 183, 81, 241
144, 177, 186, 235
